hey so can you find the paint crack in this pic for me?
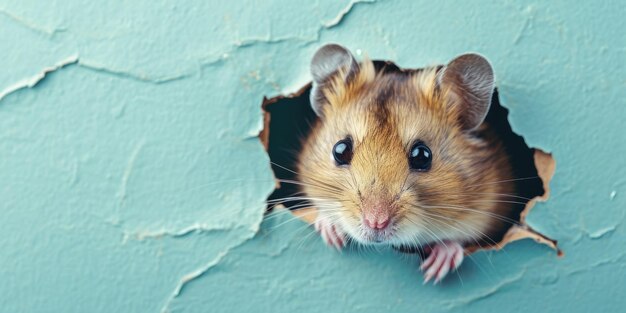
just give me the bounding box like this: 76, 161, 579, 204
321, 0, 377, 29
442, 268, 527, 309
0, 55, 79, 102
0, 7, 67, 36
79, 60, 192, 84
123, 223, 240, 242
159, 233, 255, 313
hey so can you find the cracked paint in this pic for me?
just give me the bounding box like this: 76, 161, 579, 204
78, 60, 193, 84
1, 1, 624, 313
0, 55, 78, 102
441, 268, 527, 310
118, 139, 145, 205
0, 7, 65, 36
321, 0, 377, 29
123, 223, 248, 242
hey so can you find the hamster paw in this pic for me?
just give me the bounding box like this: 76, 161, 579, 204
420, 241, 464, 284
314, 217, 345, 250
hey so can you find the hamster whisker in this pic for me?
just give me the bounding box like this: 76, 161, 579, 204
416, 211, 502, 249
419, 204, 521, 226
266, 195, 334, 205
465, 176, 540, 188
266, 199, 318, 211
263, 215, 321, 241
270, 162, 341, 190
271, 161, 348, 192
403, 216, 435, 249
266, 204, 325, 214
276, 179, 343, 195
264, 209, 342, 234
416, 212, 490, 264
418, 191, 534, 201
409, 212, 501, 278
285, 175, 342, 192
266, 204, 330, 213
271, 162, 356, 198
265, 200, 341, 213
419, 197, 531, 207
416, 217, 452, 251
263, 207, 339, 222
430, 206, 520, 226
290, 204, 342, 211
266, 197, 311, 205
410, 214, 450, 245
270, 161, 299, 175
293, 225, 324, 252
432, 215, 514, 264
464, 199, 530, 206
405, 214, 449, 249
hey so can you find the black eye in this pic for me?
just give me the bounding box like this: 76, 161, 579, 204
409, 142, 432, 171
333, 138, 353, 166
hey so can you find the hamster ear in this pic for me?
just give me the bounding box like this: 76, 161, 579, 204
438, 53, 495, 131
309, 44, 357, 117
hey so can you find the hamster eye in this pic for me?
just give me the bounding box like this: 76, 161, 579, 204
333, 138, 353, 166
409, 142, 432, 171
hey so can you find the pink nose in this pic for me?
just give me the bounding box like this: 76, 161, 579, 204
364, 215, 390, 230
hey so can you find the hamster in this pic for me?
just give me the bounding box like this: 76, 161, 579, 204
297, 44, 518, 284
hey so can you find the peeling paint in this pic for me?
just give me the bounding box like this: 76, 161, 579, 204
566, 252, 626, 277
0, 55, 78, 102
585, 226, 616, 240
321, 0, 377, 28
125, 223, 241, 241
480, 150, 560, 253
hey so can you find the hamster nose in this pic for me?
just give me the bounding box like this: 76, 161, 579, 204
364, 214, 390, 230
361, 196, 394, 231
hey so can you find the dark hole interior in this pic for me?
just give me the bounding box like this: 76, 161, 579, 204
263, 60, 544, 250
264, 86, 318, 211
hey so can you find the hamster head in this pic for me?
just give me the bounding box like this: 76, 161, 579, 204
298, 44, 514, 247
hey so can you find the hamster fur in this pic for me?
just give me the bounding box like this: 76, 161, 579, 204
297, 44, 518, 284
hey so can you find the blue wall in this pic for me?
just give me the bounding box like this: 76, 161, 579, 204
1, 1, 624, 312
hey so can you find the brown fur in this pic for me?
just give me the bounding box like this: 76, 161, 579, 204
298, 58, 516, 247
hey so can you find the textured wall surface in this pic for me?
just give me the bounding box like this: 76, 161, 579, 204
1, 1, 624, 312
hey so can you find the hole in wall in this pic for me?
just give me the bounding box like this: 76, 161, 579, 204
260, 84, 316, 211
260, 60, 560, 255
